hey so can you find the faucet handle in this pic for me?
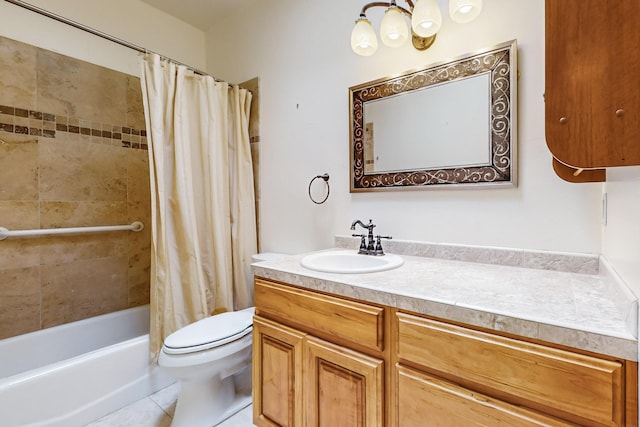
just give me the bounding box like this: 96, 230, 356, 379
352, 234, 368, 254
374, 235, 392, 256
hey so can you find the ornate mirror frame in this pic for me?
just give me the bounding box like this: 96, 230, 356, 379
349, 40, 517, 192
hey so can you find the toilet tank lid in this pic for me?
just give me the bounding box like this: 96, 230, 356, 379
252, 252, 286, 263
163, 307, 254, 354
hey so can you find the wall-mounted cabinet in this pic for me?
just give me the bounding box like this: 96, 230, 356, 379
545, 1, 640, 182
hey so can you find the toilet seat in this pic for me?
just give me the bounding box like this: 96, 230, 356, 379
163, 309, 254, 355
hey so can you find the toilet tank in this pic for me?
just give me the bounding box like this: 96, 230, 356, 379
252, 253, 286, 263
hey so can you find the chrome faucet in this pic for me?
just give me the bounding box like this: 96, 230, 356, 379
350, 219, 371, 231
350, 219, 391, 256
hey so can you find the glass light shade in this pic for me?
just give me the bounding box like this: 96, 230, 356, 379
351, 18, 378, 56
449, 0, 482, 23
380, 6, 408, 47
411, 0, 442, 37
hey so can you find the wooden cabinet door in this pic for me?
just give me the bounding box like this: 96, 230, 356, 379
253, 316, 305, 427
396, 365, 576, 427
396, 312, 624, 426
305, 336, 384, 427
545, 0, 640, 168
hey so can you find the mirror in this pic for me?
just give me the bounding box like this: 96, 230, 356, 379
349, 40, 517, 191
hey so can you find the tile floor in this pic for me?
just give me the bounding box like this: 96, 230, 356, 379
84, 382, 254, 427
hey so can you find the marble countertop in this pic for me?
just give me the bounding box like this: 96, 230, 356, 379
252, 240, 638, 361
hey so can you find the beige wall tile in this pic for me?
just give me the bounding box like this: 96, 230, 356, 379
127, 76, 146, 130
128, 280, 150, 307
0, 200, 41, 269
126, 149, 151, 307
128, 228, 151, 307
239, 77, 259, 143
0, 36, 153, 337
250, 141, 261, 251
0, 138, 38, 201
127, 149, 150, 190
0, 266, 41, 339
41, 256, 128, 328
40, 201, 128, 228
39, 138, 127, 202
241, 77, 260, 251
0, 200, 39, 229
0, 36, 37, 110
39, 234, 128, 266
127, 149, 151, 220
37, 49, 127, 124
0, 239, 40, 270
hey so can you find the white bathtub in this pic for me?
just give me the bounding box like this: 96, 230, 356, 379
0, 305, 175, 427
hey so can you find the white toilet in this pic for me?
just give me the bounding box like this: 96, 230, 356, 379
158, 253, 284, 427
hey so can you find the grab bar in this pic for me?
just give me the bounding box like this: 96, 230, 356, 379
0, 221, 144, 240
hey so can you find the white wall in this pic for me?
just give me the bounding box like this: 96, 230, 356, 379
3, 0, 638, 402
7, 1, 634, 297
0, 0, 205, 76
205, 0, 604, 255
604, 168, 640, 298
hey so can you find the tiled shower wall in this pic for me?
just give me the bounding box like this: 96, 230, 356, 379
0, 35, 151, 340
240, 77, 261, 252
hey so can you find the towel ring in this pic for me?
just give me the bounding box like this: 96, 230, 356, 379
308, 173, 330, 204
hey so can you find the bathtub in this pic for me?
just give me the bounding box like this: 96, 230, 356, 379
0, 305, 175, 427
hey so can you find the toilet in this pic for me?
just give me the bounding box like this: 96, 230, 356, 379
158, 253, 284, 427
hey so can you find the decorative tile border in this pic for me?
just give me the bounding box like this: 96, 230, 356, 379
0, 104, 147, 150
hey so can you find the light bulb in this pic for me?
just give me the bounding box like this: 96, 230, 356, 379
449, 0, 482, 24
351, 18, 378, 56
380, 6, 408, 48
411, 0, 442, 37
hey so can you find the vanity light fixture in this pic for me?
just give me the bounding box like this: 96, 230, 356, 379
350, 0, 482, 56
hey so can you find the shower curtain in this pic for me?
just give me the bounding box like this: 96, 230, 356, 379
140, 54, 257, 361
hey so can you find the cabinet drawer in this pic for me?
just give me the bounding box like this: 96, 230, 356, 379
396, 312, 624, 426
255, 278, 384, 351
396, 364, 575, 426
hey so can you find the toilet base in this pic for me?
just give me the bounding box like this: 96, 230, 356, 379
171, 372, 251, 427
213, 393, 252, 426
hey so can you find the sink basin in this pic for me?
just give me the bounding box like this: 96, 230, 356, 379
300, 249, 403, 274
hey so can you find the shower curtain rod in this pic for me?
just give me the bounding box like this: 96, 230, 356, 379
4, 0, 221, 81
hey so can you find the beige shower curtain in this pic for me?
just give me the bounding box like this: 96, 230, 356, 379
140, 54, 257, 361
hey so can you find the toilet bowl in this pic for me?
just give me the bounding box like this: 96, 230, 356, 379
158, 307, 255, 427
158, 253, 284, 427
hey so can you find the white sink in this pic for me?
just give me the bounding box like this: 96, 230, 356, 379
300, 249, 403, 274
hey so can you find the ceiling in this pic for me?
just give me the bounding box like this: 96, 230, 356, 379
140, 0, 254, 31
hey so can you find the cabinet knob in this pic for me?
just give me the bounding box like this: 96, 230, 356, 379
616, 109, 625, 117
559, 117, 568, 124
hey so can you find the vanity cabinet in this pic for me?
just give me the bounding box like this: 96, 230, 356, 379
395, 312, 628, 426
304, 336, 384, 426
253, 316, 305, 426
252, 278, 385, 427
395, 365, 573, 426
545, 0, 640, 179
253, 277, 638, 426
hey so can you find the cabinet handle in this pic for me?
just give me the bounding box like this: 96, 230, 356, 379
559, 117, 568, 124
616, 109, 625, 117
